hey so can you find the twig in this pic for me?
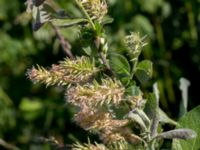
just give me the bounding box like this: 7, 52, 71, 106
0, 139, 20, 150
37, 137, 73, 150
74, 0, 96, 30
50, 23, 74, 59
95, 37, 113, 75
99, 52, 111, 70
150, 114, 159, 138
150, 83, 160, 138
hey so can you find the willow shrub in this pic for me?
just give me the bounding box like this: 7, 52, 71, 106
25, 0, 197, 149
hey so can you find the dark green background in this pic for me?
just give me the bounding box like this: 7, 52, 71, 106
0, 0, 200, 149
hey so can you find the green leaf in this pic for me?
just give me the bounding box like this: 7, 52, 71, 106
51, 18, 87, 27
145, 86, 177, 126
19, 98, 43, 112
131, 15, 154, 37
173, 140, 183, 150
144, 93, 157, 120
141, 0, 163, 14
101, 16, 114, 25
19, 98, 43, 121
135, 60, 153, 83
94, 21, 103, 36
82, 46, 92, 56
172, 105, 200, 150
145, 92, 160, 137
0, 87, 13, 106
125, 85, 141, 96
109, 53, 131, 83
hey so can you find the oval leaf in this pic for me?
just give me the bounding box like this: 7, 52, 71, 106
135, 60, 153, 83
126, 85, 141, 96
172, 105, 200, 150
19, 98, 43, 112
144, 93, 157, 119
109, 53, 131, 80
101, 16, 114, 25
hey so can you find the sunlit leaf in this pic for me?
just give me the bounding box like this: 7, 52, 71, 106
19, 98, 43, 112
82, 46, 92, 56
125, 85, 141, 96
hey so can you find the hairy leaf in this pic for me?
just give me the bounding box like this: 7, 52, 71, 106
179, 77, 190, 117
127, 112, 147, 131
158, 108, 177, 126
155, 128, 196, 140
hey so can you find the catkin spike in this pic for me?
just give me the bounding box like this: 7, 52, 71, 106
27, 57, 98, 86
66, 78, 125, 107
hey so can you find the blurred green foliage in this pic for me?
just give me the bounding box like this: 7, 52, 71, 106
0, 0, 200, 149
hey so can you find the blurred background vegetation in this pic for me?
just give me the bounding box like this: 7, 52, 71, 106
0, 0, 200, 149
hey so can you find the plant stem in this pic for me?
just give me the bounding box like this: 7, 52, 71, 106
50, 23, 74, 59
0, 139, 20, 150
148, 140, 156, 150
95, 37, 113, 75
74, 0, 96, 30
99, 52, 109, 68
154, 17, 165, 52
131, 57, 138, 78
185, 2, 198, 41
75, 0, 112, 74
150, 112, 159, 142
